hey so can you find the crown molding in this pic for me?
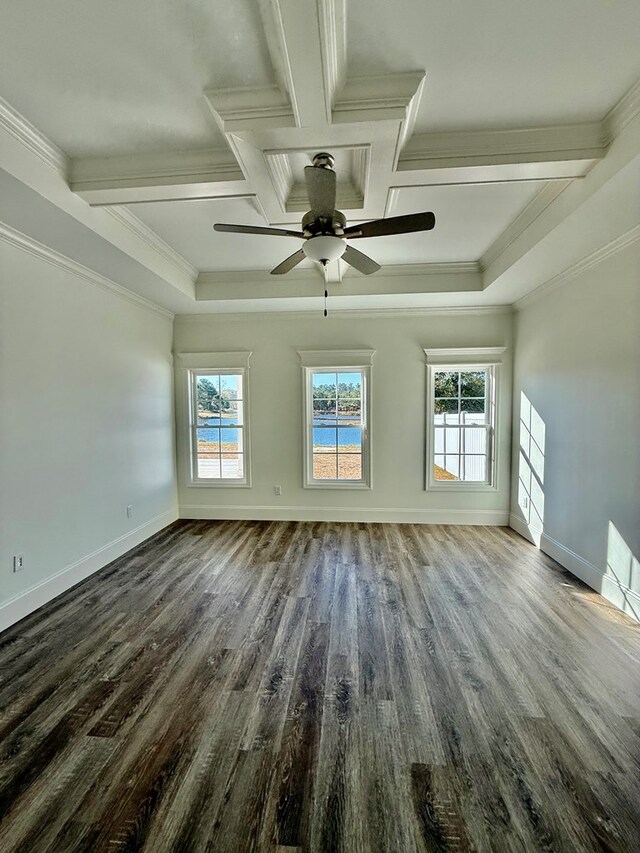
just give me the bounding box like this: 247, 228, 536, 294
514, 223, 640, 311
480, 181, 572, 272
175, 304, 513, 322
197, 267, 320, 286
0, 220, 174, 321
0, 95, 68, 177
333, 72, 426, 124
346, 261, 481, 278
104, 207, 197, 281
197, 261, 480, 289
603, 76, 640, 145
205, 85, 295, 132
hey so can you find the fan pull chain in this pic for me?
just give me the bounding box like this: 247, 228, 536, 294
322, 260, 329, 317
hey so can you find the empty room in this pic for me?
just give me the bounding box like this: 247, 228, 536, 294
1, 1, 639, 850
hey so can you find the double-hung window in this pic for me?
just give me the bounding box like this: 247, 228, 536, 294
425, 348, 505, 489
299, 350, 374, 489
177, 351, 252, 486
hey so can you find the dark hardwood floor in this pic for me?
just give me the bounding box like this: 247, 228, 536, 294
0, 520, 639, 852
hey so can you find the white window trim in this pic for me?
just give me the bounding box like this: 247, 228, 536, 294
424, 347, 505, 492
298, 349, 375, 490
176, 351, 252, 488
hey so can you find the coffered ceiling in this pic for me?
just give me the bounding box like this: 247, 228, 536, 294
0, 0, 639, 314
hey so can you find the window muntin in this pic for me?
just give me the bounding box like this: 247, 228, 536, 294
305, 367, 370, 487
430, 367, 495, 485
190, 370, 248, 483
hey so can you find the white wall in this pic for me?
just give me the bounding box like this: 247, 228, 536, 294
174, 310, 512, 524
510, 239, 640, 620
0, 236, 178, 631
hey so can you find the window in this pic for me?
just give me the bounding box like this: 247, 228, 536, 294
189, 370, 248, 484
425, 348, 504, 490
299, 350, 374, 489
176, 351, 252, 487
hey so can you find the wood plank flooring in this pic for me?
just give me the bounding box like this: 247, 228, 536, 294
1, 520, 639, 852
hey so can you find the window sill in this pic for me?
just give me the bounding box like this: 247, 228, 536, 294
426, 482, 497, 493
188, 481, 252, 488
304, 481, 372, 490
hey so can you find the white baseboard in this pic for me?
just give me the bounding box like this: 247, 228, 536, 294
0, 507, 179, 634
509, 512, 542, 545
180, 504, 509, 526
539, 532, 604, 592
600, 575, 640, 622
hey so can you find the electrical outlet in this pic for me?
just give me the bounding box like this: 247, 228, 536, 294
13, 555, 24, 572
521, 496, 529, 509
273, 485, 282, 496
126, 505, 133, 519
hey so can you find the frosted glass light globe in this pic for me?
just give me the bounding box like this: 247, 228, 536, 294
302, 235, 347, 263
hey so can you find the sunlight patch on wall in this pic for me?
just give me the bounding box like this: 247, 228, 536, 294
517, 392, 545, 545
602, 521, 640, 621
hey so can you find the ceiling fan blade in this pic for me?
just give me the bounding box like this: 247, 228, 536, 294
304, 165, 336, 217
344, 211, 436, 239
270, 249, 306, 275
343, 245, 381, 276
214, 223, 305, 238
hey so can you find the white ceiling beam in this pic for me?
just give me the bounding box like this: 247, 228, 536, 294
69, 149, 251, 206
397, 123, 605, 179
257, 0, 347, 127
481, 103, 640, 300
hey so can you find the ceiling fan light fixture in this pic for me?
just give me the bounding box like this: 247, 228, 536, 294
302, 234, 346, 264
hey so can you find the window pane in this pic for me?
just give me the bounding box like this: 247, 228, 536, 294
313, 427, 337, 452
444, 455, 460, 478
434, 428, 445, 454
337, 372, 361, 398
228, 399, 243, 426
220, 374, 242, 400
314, 398, 336, 419
313, 373, 337, 398
198, 414, 222, 426
220, 426, 242, 454
337, 399, 361, 422
197, 453, 221, 479
196, 375, 222, 416
462, 428, 487, 455
434, 371, 459, 397
444, 428, 460, 454
461, 371, 486, 397
461, 398, 485, 414
221, 452, 244, 479
462, 413, 486, 425
337, 454, 362, 480
197, 427, 220, 450
337, 426, 362, 453
434, 398, 459, 415
461, 456, 487, 482
313, 454, 337, 479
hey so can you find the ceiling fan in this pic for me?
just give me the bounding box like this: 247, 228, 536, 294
213, 152, 436, 276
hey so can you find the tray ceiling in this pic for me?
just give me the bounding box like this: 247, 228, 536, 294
0, 0, 638, 314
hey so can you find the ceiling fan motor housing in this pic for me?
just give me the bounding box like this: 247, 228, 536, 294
312, 152, 335, 169
302, 209, 346, 236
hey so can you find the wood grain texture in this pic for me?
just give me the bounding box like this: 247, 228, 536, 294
0, 520, 639, 852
